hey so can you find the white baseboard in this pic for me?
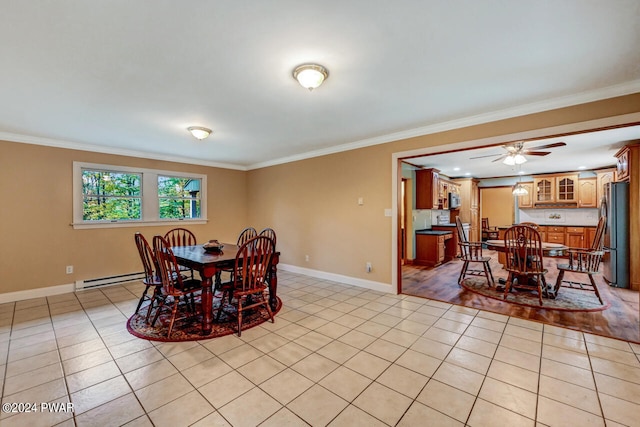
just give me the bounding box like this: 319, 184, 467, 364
0, 283, 76, 305
278, 264, 395, 294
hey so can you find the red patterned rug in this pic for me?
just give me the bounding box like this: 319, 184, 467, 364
460, 277, 610, 312
127, 296, 282, 342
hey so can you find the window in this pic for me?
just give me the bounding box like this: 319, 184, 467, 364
73, 162, 207, 229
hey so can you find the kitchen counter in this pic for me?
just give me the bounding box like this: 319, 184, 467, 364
415, 229, 453, 236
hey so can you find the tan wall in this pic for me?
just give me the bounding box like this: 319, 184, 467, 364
247, 94, 640, 289
480, 187, 515, 228
0, 141, 248, 294
1, 93, 639, 297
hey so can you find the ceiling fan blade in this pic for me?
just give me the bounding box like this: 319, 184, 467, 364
524, 151, 551, 156
525, 142, 566, 151
491, 154, 508, 163
469, 153, 502, 159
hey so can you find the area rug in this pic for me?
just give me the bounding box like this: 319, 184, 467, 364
127, 296, 282, 342
460, 277, 610, 312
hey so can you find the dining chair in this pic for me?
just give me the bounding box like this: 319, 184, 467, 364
503, 225, 548, 305
217, 227, 257, 284
481, 218, 498, 240
164, 228, 197, 279
152, 235, 203, 337
553, 216, 605, 303
133, 232, 163, 322
456, 217, 495, 287
258, 227, 277, 248
216, 235, 275, 336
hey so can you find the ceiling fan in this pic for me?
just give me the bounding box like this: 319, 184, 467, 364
470, 141, 567, 165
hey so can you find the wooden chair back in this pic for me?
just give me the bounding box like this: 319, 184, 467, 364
258, 227, 277, 248
590, 216, 606, 251
237, 227, 257, 246
456, 217, 469, 244
504, 225, 545, 275
233, 236, 274, 294
164, 228, 197, 247
134, 232, 158, 284
519, 222, 539, 230
153, 235, 188, 294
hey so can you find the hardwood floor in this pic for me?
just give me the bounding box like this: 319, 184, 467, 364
402, 250, 640, 344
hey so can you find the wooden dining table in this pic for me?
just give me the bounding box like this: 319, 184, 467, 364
484, 239, 568, 297
171, 243, 280, 335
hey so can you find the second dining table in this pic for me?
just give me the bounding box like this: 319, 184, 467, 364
171, 243, 280, 335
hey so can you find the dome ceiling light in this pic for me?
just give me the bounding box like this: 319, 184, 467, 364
187, 126, 212, 140
293, 64, 329, 91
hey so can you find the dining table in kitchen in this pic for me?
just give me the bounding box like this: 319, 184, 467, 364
171, 243, 280, 335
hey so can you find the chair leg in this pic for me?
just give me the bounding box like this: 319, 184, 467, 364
151, 296, 167, 327
167, 303, 179, 337
588, 274, 604, 304
482, 261, 492, 287
216, 290, 227, 322
135, 285, 151, 313
554, 270, 565, 296
503, 273, 515, 300
487, 263, 495, 287
537, 274, 545, 306
458, 261, 469, 285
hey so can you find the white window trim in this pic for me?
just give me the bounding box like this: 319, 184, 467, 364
72, 161, 208, 229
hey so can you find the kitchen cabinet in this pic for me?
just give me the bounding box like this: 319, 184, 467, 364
517, 182, 534, 208
533, 173, 579, 206
454, 178, 480, 241
615, 146, 630, 181
415, 168, 440, 209
596, 169, 615, 207
432, 225, 460, 259
537, 225, 547, 242
578, 178, 597, 208
415, 233, 449, 267
585, 226, 596, 248
546, 226, 566, 245
565, 226, 585, 248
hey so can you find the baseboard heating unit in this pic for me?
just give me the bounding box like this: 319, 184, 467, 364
75, 272, 145, 291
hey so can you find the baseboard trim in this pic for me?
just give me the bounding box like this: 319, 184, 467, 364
0, 283, 76, 305
279, 264, 395, 294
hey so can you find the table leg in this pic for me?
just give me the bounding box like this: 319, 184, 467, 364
200, 277, 213, 335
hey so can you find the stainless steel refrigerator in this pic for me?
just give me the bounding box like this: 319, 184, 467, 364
602, 182, 630, 288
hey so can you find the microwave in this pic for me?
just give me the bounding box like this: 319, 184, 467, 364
448, 192, 461, 209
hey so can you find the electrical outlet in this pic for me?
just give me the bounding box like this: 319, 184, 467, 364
366, 262, 372, 273
305, 255, 310, 262
66, 265, 73, 274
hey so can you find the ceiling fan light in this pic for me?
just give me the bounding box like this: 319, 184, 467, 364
293, 64, 328, 90
503, 155, 516, 166
514, 154, 527, 164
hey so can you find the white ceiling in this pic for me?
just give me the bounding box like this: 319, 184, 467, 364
1, 1, 639, 170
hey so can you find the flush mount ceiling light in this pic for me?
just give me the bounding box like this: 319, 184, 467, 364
293, 64, 328, 91
187, 126, 212, 140
503, 153, 527, 166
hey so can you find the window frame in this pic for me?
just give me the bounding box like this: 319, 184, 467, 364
72, 161, 207, 229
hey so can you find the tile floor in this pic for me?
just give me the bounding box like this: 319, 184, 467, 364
1, 271, 639, 427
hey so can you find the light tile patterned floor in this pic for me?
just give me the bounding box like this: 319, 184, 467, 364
1, 271, 639, 426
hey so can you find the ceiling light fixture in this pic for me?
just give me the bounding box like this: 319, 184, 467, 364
187, 126, 212, 140
512, 182, 529, 195
503, 153, 527, 166
293, 64, 329, 91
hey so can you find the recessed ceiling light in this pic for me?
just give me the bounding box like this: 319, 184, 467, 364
453, 167, 460, 171
578, 166, 587, 170
465, 172, 471, 176
518, 170, 525, 175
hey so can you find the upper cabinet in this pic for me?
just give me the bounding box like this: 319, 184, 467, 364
615, 146, 630, 181
415, 168, 440, 209
596, 169, 615, 207
532, 173, 578, 206
578, 177, 597, 208
517, 182, 534, 208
